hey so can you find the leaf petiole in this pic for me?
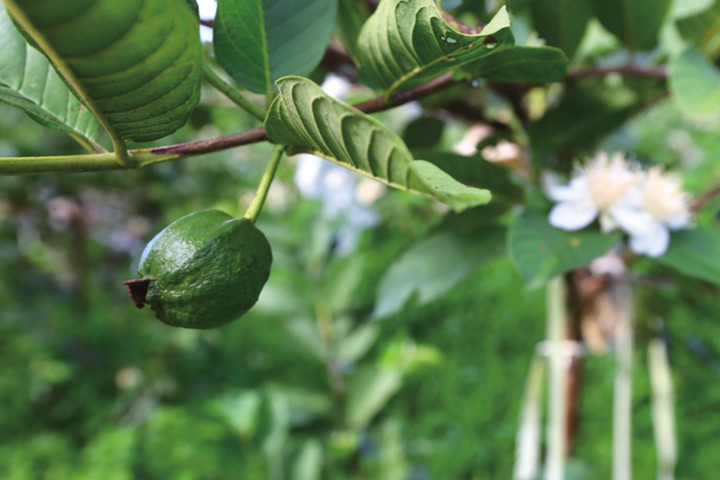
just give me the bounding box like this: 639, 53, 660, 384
203, 65, 267, 122
243, 145, 284, 224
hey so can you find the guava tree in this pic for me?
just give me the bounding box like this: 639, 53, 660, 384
1, 0, 720, 478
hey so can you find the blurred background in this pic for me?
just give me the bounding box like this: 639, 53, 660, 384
2, 0, 720, 478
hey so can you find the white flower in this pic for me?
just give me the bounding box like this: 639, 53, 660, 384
547, 152, 641, 232
546, 152, 693, 258
616, 167, 692, 257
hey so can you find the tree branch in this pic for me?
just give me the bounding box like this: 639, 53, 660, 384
567, 64, 668, 81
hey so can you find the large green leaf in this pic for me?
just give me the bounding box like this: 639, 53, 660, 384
356, 0, 514, 92
508, 209, 621, 288
670, 46, 720, 121
5, 0, 203, 143
0, 5, 99, 143
264, 76, 491, 212
589, 0, 671, 51
676, 0, 720, 59
458, 45, 568, 83
372, 228, 506, 319
213, 0, 337, 95
531, 0, 592, 58
658, 227, 720, 286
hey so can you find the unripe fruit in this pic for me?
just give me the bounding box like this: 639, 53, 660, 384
133, 209, 272, 329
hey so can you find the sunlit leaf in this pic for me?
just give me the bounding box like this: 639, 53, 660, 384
214, 0, 337, 94
670, 46, 720, 121
356, 0, 513, 92
5, 0, 203, 142
264, 76, 491, 212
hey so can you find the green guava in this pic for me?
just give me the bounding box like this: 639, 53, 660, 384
136, 209, 272, 329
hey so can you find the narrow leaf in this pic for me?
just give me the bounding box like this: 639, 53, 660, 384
5, 0, 203, 143
658, 227, 720, 286
336, 0, 371, 61
214, 0, 337, 94
264, 76, 491, 212
508, 209, 621, 288
0, 5, 99, 142
670, 46, 720, 121
589, 0, 671, 51
356, 0, 513, 92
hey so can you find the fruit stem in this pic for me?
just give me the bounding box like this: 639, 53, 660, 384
244, 145, 284, 223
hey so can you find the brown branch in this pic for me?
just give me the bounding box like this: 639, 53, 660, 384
200, 18, 214, 28
567, 64, 668, 81
691, 182, 720, 213
148, 73, 456, 157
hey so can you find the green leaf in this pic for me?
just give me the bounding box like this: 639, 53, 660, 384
459, 46, 568, 83
670, 46, 720, 121
676, 1, 720, 59
373, 228, 506, 319
508, 209, 621, 288
589, 0, 671, 51
412, 150, 524, 201
213, 0, 337, 95
336, 0, 371, 61
291, 440, 323, 480
531, 0, 592, 58
5, 0, 203, 143
0, 6, 100, 143
356, 0, 513, 92
528, 82, 640, 162
346, 368, 402, 429
264, 76, 491, 212
658, 227, 720, 286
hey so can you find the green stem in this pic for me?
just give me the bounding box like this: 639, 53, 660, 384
203, 65, 267, 122
4, 0, 132, 168
0, 151, 180, 175
243, 145, 284, 223
545, 276, 568, 480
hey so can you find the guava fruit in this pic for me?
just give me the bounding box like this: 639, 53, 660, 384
133, 209, 272, 329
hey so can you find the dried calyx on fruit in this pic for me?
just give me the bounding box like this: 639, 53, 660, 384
124, 209, 272, 329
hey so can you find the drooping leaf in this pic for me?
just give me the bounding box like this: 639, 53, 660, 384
658, 227, 720, 286
589, 0, 671, 51
372, 227, 506, 319
336, 0, 371, 61
213, 0, 337, 95
5, 0, 203, 143
460, 45, 568, 83
412, 150, 524, 201
508, 208, 621, 288
531, 0, 592, 58
670, 46, 720, 121
264, 76, 491, 212
0, 6, 100, 143
356, 0, 514, 92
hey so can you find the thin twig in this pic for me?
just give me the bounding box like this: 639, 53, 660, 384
691, 182, 720, 213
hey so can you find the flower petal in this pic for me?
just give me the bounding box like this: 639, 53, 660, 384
628, 221, 670, 257
549, 201, 598, 231
610, 204, 655, 236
